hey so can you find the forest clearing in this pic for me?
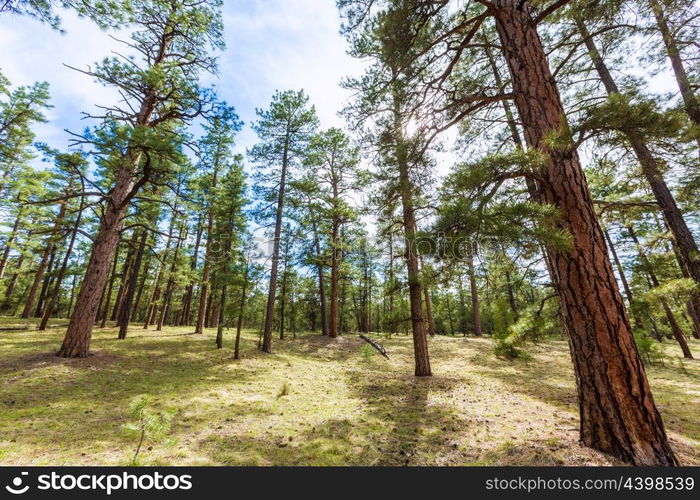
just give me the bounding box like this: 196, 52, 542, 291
0, 321, 698, 466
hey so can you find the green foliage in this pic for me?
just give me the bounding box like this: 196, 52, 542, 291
634, 331, 662, 365
122, 395, 172, 465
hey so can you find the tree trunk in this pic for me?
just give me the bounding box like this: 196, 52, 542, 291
181, 218, 203, 326
57, 158, 137, 357
118, 229, 148, 339
0, 211, 22, 280
627, 225, 693, 359
423, 285, 436, 337
39, 198, 83, 330
22, 202, 65, 318
467, 250, 482, 337
100, 239, 121, 328
34, 246, 57, 318
603, 228, 644, 331
196, 168, 219, 334
261, 142, 289, 353
157, 222, 185, 331
493, 0, 677, 465
233, 263, 249, 360
576, 16, 700, 293
647, 0, 700, 129
393, 80, 431, 377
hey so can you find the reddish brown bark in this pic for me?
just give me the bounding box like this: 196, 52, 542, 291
492, 0, 677, 465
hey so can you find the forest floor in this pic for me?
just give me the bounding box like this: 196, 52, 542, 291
0, 318, 698, 466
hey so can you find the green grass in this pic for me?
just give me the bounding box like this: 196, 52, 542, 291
0, 318, 698, 466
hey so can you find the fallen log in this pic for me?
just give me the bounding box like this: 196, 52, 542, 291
359, 334, 390, 359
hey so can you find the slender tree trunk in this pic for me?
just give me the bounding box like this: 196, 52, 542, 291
603, 228, 644, 332
576, 16, 700, 294
647, 0, 700, 130
39, 199, 83, 330
22, 203, 65, 318
329, 219, 342, 338
100, 240, 121, 328
233, 262, 249, 360
157, 223, 185, 331
446, 293, 455, 335
196, 169, 219, 334
423, 285, 436, 337
310, 211, 329, 336
131, 250, 151, 322
215, 284, 227, 349
181, 218, 203, 326
118, 229, 147, 339
34, 246, 57, 317
392, 80, 431, 377
0, 211, 22, 280
493, 0, 677, 465
0, 253, 24, 313
467, 250, 482, 337
57, 154, 139, 357
262, 142, 289, 352
111, 229, 138, 321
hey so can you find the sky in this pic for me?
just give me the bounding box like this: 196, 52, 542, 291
0, 0, 365, 161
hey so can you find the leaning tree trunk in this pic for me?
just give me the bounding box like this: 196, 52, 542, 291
467, 250, 482, 337
647, 0, 700, 130
39, 198, 83, 330
493, 0, 677, 465
57, 160, 137, 358
627, 225, 693, 359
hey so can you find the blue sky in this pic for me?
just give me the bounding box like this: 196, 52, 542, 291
0, 0, 365, 160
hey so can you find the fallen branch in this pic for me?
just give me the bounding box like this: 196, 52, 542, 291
359, 334, 390, 360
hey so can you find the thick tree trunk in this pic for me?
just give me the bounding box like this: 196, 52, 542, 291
261, 143, 289, 353
57, 162, 136, 357
493, 0, 677, 465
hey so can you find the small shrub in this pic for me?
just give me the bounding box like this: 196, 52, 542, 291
361, 343, 375, 361
123, 395, 172, 465
634, 331, 662, 365
277, 382, 290, 398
